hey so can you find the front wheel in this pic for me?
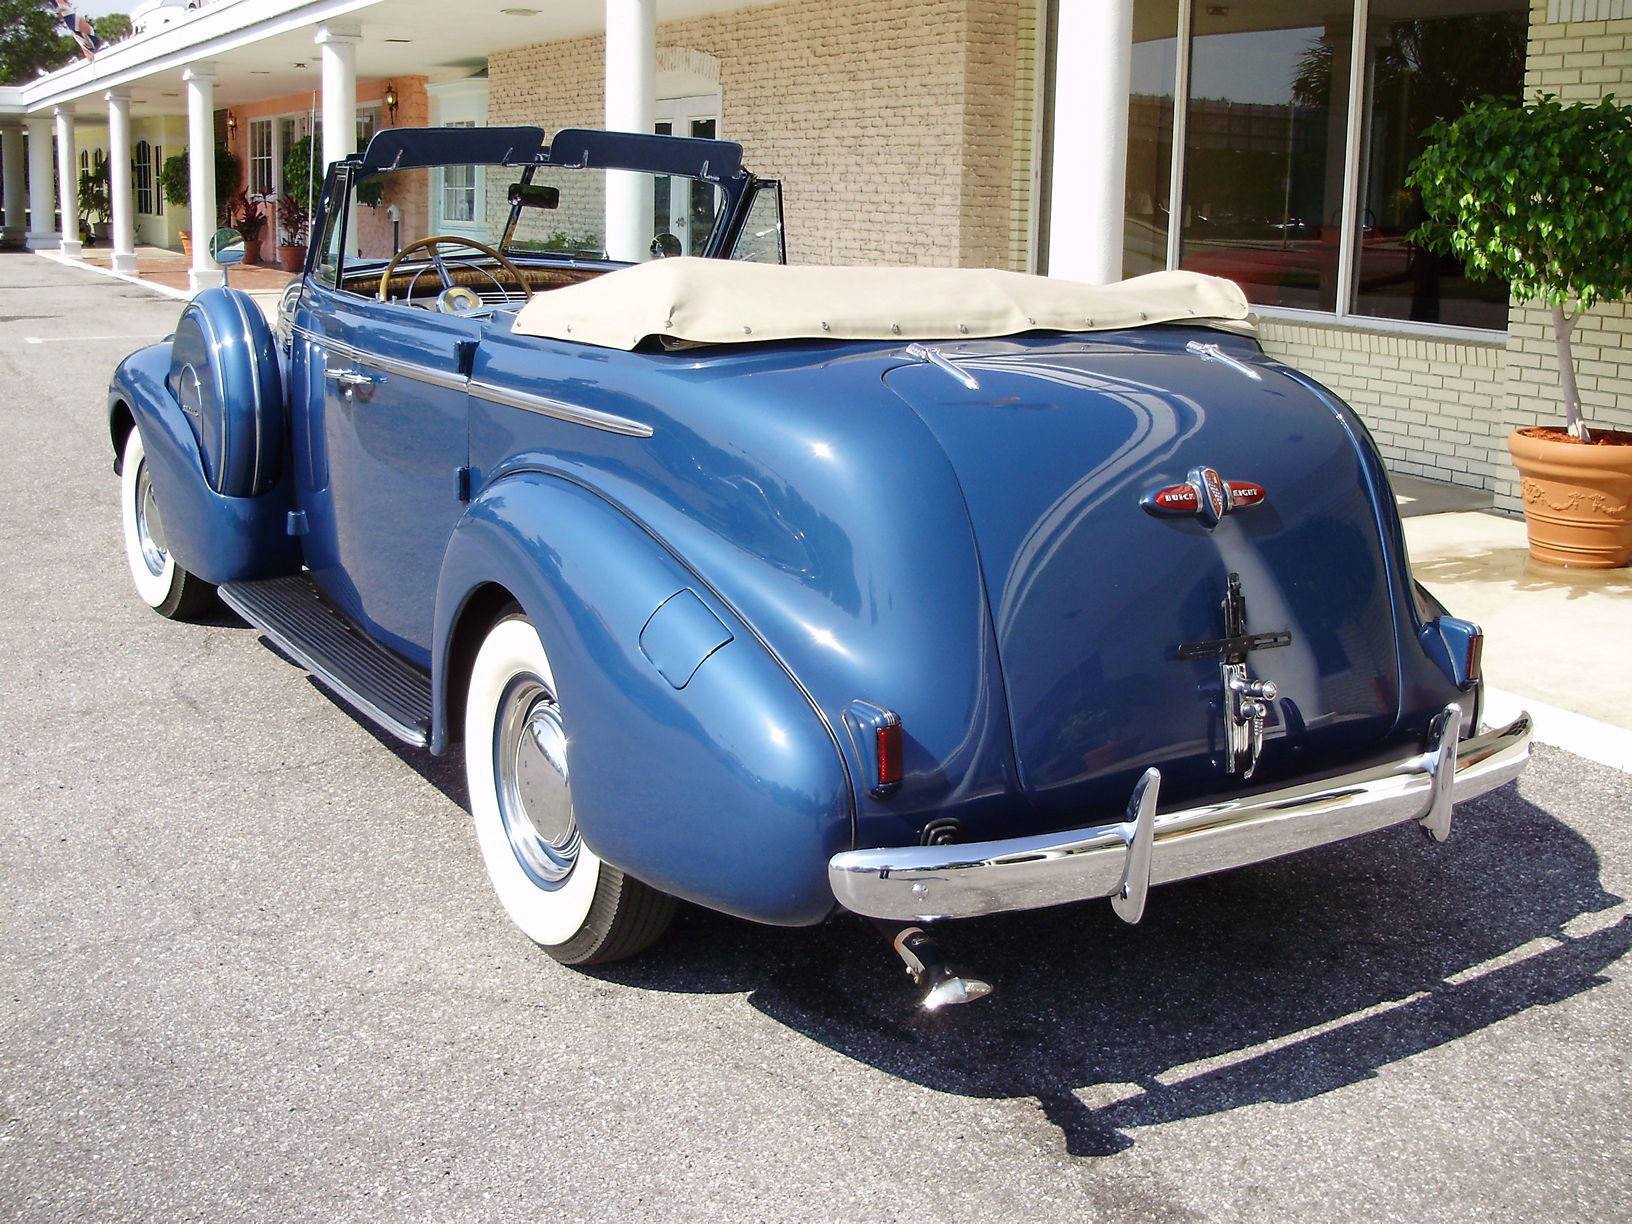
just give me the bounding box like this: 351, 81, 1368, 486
119, 427, 215, 619
465, 614, 676, 965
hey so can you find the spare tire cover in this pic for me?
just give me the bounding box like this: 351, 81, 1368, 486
168, 287, 284, 498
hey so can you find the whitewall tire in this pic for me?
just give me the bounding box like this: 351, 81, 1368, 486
464, 614, 676, 964
120, 427, 214, 619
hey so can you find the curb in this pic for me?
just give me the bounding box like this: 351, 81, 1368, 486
1485, 686, 1632, 775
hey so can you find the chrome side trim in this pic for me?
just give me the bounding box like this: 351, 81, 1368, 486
468, 380, 655, 438
828, 709, 1532, 923
289, 324, 654, 437
289, 325, 468, 394
216, 584, 429, 749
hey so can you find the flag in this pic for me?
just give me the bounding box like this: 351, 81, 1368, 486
55, 0, 104, 61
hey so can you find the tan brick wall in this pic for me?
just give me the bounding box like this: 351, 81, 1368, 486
1258, 318, 1510, 490
1497, 0, 1632, 509
489, 0, 1025, 269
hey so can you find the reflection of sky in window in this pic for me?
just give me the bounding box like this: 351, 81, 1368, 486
1130, 38, 1178, 97
1190, 28, 1325, 107
1134, 27, 1331, 107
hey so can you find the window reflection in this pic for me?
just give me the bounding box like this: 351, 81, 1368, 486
1124, 0, 1528, 329
1179, 5, 1354, 312
1125, 0, 1179, 277
1354, 2, 1525, 327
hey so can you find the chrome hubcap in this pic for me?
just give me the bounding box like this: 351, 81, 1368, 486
493, 673, 580, 888
134, 460, 169, 577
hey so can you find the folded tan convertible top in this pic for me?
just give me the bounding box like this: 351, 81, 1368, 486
510, 258, 1252, 351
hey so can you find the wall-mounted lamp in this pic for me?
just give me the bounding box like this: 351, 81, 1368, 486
382, 82, 398, 124
226, 110, 238, 136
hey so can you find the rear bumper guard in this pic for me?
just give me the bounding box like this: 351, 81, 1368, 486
827, 706, 1532, 923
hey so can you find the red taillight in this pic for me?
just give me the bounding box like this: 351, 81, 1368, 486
1466, 632, 1484, 684
877, 723, 903, 790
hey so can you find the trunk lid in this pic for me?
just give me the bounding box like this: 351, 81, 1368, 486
884, 332, 1403, 814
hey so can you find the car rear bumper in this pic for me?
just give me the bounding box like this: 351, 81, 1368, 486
827, 705, 1532, 922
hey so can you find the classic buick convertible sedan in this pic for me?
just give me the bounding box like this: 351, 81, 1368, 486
111, 126, 1531, 1006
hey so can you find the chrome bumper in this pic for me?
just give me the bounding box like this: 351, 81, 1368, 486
828, 706, 1532, 923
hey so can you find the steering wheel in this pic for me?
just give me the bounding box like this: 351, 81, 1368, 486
378, 235, 534, 305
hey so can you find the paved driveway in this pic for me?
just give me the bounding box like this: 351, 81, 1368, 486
2, 252, 1629, 1223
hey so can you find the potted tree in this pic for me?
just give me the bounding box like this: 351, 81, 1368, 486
77, 157, 110, 247
277, 135, 321, 273
158, 145, 241, 258
1411, 93, 1632, 567
158, 151, 191, 254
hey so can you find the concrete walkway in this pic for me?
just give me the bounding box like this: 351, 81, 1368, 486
1404, 510, 1632, 769
36, 242, 295, 319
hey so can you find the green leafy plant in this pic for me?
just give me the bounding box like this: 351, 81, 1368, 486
77, 157, 110, 240
279, 135, 322, 247
1409, 94, 1632, 441
355, 172, 385, 210
156, 144, 242, 227
157, 151, 190, 211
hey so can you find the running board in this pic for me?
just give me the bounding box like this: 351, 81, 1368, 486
219, 574, 433, 748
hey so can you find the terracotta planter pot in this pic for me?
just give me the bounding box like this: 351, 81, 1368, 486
1508, 426, 1632, 568
241, 238, 262, 265
278, 244, 305, 273
179, 230, 192, 257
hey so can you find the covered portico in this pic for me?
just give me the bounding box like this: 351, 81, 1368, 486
7, 0, 1134, 290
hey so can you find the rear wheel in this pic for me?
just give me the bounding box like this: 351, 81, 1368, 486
465, 614, 676, 964
119, 428, 215, 619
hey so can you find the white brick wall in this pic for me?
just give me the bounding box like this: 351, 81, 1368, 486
1258, 318, 1510, 488
489, 0, 1023, 269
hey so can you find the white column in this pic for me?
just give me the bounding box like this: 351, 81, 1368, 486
604, 0, 655, 262
316, 23, 360, 174
106, 90, 137, 275
316, 23, 361, 257
183, 62, 221, 293
26, 115, 54, 249
54, 106, 81, 259
1046, 0, 1134, 284
1, 123, 25, 247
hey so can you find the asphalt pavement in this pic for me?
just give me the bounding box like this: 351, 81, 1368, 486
2, 251, 1629, 1223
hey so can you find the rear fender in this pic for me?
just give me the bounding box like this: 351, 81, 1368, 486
109, 344, 299, 585
433, 471, 853, 926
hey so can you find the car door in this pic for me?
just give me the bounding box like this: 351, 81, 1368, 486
291, 281, 477, 667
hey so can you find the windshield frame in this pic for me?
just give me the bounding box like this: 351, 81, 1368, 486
310, 126, 765, 289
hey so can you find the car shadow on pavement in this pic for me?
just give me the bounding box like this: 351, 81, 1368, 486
590, 781, 1626, 1157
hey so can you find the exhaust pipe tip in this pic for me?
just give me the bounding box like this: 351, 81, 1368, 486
883, 923, 994, 1008
921, 969, 993, 1010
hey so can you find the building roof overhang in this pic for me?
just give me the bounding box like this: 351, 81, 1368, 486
8, 0, 783, 120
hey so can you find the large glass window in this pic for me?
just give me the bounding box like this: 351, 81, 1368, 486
248, 119, 274, 196
1179, 4, 1353, 312
134, 140, 153, 215
1125, 0, 1179, 277
1353, 1, 1526, 327
1124, 0, 1526, 329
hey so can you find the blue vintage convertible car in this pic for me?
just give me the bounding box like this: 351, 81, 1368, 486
111, 126, 1531, 1006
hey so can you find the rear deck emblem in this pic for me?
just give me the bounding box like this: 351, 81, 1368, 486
1143, 466, 1266, 527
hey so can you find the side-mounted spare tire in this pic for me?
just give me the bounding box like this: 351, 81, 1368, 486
168, 287, 284, 498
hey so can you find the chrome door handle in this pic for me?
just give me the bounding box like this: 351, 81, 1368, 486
324, 367, 379, 387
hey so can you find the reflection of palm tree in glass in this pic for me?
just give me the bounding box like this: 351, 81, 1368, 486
1293, 13, 1523, 322
1294, 15, 1523, 232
